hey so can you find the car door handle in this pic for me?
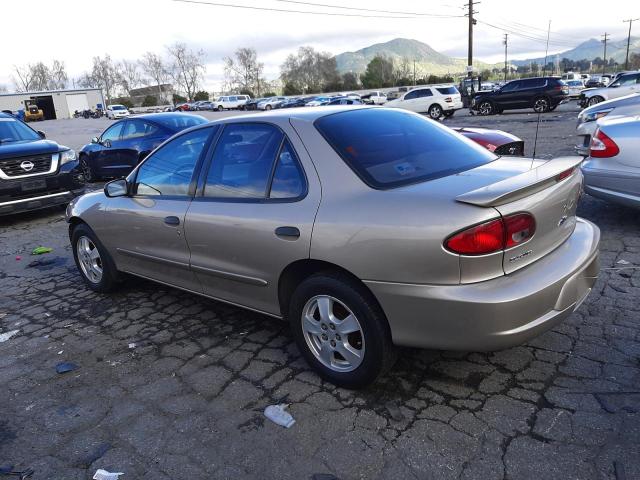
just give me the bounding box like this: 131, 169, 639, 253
275, 226, 300, 239
164, 216, 180, 226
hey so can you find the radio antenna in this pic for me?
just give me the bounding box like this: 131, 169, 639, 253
531, 19, 552, 167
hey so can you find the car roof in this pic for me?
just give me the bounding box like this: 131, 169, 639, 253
0, 112, 14, 119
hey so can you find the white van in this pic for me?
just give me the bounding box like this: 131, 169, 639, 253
213, 95, 251, 111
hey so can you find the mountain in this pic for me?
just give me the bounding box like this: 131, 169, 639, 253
334, 38, 495, 75
511, 36, 640, 66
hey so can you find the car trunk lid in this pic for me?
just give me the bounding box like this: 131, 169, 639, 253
455, 156, 584, 274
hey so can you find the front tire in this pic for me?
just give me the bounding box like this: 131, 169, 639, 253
428, 104, 443, 120
588, 96, 604, 107
265, 104, 272, 111
71, 223, 119, 293
216, 105, 223, 111
288, 273, 397, 388
478, 100, 494, 115
80, 156, 98, 182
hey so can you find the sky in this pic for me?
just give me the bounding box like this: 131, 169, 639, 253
0, 0, 637, 92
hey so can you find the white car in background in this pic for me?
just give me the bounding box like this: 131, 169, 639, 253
361, 91, 387, 105
213, 95, 251, 111
575, 93, 640, 156
106, 104, 130, 119
384, 85, 463, 119
580, 72, 640, 107
257, 96, 287, 110
566, 79, 585, 98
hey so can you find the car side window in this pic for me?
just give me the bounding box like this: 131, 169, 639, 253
500, 81, 519, 92
101, 123, 123, 142
230, 96, 237, 101
269, 140, 306, 199
417, 89, 433, 97
204, 123, 284, 199
404, 90, 419, 100
122, 120, 159, 140
134, 127, 213, 197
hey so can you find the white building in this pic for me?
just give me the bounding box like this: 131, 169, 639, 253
0, 88, 105, 120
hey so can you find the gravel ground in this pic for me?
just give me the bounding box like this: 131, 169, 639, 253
0, 103, 639, 480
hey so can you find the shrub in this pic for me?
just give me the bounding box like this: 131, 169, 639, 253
173, 94, 187, 104
194, 90, 209, 101
142, 95, 157, 107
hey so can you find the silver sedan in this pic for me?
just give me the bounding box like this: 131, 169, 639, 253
582, 115, 640, 209
66, 107, 600, 388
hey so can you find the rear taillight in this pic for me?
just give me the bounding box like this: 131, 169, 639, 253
555, 167, 575, 182
590, 128, 619, 158
444, 96, 452, 103
445, 213, 536, 255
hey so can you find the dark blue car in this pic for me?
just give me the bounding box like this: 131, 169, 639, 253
79, 113, 208, 181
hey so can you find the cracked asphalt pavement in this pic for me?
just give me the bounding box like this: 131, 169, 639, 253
1, 105, 639, 480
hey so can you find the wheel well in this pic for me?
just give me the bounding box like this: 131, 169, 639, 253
67, 217, 86, 240
278, 259, 377, 318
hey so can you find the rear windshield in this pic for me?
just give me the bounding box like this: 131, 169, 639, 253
111, 105, 126, 110
435, 86, 458, 95
315, 109, 496, 189
154, 115, 208, 131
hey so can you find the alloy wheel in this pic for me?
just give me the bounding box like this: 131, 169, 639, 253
77, 236, 103, 284
301, 295, 365, 372
478, 102, 493, 115
533, 98, 549, 113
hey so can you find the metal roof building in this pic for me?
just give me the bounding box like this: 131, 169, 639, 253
0, 88, 105, 120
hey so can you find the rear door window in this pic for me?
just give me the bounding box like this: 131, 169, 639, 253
315, 109, 496, 189
204, 123, 283, 199
435, 86, 458, 95
500, 81, 520, 92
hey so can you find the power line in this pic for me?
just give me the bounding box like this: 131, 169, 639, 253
170, 0, 458, 18
476, 20, 579, 48
171, 0, 410, 18
272, 0, 463, 17
482, 20, 579, 47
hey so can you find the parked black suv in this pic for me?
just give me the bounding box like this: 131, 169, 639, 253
471, 77, 569, 115
0, 112, 85, 216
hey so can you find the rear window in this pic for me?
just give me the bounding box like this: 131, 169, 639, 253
315, 109, 496, 189
435, 86, 458, 95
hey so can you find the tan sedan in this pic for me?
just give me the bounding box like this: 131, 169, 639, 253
67, 107, 600, 388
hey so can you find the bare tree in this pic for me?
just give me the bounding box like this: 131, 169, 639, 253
49, 60, 68, 89
12, 60, 68, 92
139, 52, 170, 102
166, 42, 205, 101
223, 47, 265, 95
119, 60, 141, 95
89, 55, 121, 102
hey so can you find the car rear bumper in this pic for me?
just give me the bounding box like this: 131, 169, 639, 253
582, 163, 640, 209
365, 218, 600, 351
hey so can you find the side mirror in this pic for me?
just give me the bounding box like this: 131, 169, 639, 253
104, 179, 128, 198
91, 136, 99, 144
37, 130, 46, 139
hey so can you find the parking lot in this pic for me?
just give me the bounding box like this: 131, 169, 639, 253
1, 104, 639, 480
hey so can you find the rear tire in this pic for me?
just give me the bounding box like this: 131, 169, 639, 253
533, 96, 550, 113
428, 104, 443, 120
71, 223, 119, 293
288, 272, 397, 389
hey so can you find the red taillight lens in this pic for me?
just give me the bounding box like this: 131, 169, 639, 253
445, 213, 536, 255
444, 96, 452, 103
445, 218, 505, 255
555, 167, 575, 182
590, 128, 619, 158
504, 213, 536, 248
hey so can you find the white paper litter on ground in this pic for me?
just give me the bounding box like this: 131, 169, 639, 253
264, 404, 296, 428
0, 330, 19, 343
617, 259, 631, 265
93, 469, 124, 480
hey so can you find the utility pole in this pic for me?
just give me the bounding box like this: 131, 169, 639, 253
503, 33, 508, 83
464, 1, 480, 78
601, 32, 609, 74
413, 60, 416, 86
623, 18, 639, 70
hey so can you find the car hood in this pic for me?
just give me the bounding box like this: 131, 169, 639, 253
0, 139, 63, 160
